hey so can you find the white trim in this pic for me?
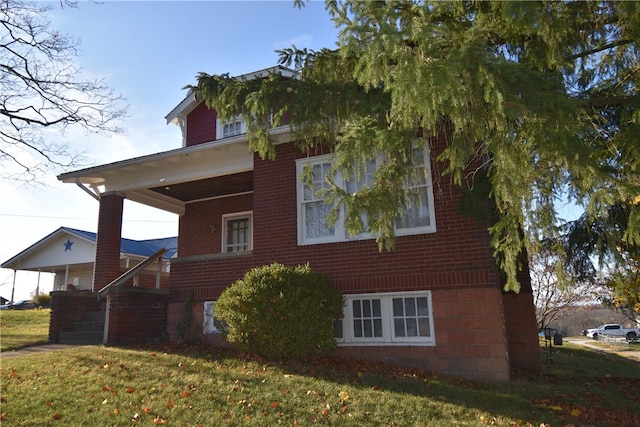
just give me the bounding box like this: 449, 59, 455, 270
203, 301, 218, 334
221, 211, 253, 253
337, 291, 435, 346
216, 116, 246, 140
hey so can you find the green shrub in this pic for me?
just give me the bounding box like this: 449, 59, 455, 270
214, 262, 344, 360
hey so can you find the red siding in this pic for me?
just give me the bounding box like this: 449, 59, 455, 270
186, 102, 216, 146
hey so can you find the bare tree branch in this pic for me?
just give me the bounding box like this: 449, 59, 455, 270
0, 0, 127, 184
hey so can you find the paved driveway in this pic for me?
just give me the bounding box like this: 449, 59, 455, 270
564, 336, 640, 364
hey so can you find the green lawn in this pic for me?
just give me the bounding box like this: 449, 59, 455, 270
1, 310, 639, 426
0, 309, 50, 351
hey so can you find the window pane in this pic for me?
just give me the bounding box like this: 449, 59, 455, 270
394, 318, 405, 337
396, 192, 430, 229
354, 319, 362, 337
373, 319, 383, 337
406, 318, 418, 337
417, 297, 429, 316
305, 202, 334, 238
226, 217, 250, 252
352, 300, 361, 317
362, 299, 371, 317
393, 298, 403, 316
419, 318, 431, 337
372, 299, 381, 317
404, 298, 416, 316
363, 319, 372, 337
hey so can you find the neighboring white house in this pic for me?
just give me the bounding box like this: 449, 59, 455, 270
1, 227, 177, 301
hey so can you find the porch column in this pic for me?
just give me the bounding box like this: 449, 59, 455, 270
93, 192, 124, 292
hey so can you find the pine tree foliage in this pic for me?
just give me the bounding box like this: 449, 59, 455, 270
187, 1, 640, 292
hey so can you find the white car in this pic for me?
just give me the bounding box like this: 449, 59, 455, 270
585, 324, 639, 342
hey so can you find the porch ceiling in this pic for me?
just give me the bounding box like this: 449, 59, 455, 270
148, 171, 253, 202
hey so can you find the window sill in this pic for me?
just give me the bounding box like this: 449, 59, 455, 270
172, 250, 253, 264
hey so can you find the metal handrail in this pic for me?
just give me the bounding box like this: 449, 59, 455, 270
97, 247, 168, 299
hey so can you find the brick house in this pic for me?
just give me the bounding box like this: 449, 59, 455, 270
57, 66, 541, 381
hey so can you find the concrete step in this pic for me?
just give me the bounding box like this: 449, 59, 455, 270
86, 311, 106, 322
73, 320, 105, 332
58, 330, 103, 345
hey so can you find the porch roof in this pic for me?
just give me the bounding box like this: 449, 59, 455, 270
57, 135, 259, 215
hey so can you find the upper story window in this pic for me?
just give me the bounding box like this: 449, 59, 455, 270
335, 291, 435, 345
217, 116, 245, 139
296, 143, 436, 245
222, 212, 252, 253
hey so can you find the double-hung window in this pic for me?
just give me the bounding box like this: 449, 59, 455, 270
296, 143, 436, 245
300, 160, 335, 242
336, 291, 435, 345
222, 212, 252, 253
396, 147, 433, 234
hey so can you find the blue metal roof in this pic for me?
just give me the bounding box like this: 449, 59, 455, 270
62, 227, 177, 259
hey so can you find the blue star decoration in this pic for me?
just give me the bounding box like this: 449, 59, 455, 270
63, 239, 74, 252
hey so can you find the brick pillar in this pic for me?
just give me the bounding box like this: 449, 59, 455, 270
93, 192, 124, 292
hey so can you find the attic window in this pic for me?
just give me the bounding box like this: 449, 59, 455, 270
217, 116, 245, 139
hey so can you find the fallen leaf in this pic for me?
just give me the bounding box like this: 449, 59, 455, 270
270, 401, 279, 408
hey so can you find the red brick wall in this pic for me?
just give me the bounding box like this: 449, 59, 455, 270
169, 131, 539, 380
178, 194, 252, 257
106, 287, 168, 345
173, 135, 499, 298
186, 102, 216, 146
94, 193, 124, 292
49, 291, 102, 343
334, 287, 511, 381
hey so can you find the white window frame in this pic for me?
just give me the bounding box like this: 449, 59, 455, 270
222, 211, 253, 253
203, 301, 218, 334
216, 116, 246, 139
296, 144, 436, 246
336, 291, 435, 346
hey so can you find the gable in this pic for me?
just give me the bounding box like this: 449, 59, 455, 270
186, 102, 217, 147
6, 230, 96, 270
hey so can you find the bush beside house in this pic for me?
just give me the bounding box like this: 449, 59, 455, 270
214, 263, 344, 360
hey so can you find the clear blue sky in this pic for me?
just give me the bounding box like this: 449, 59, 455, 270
0, 0, 338, 301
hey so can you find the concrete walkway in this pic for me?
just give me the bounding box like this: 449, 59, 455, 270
0, 344, 88, 359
